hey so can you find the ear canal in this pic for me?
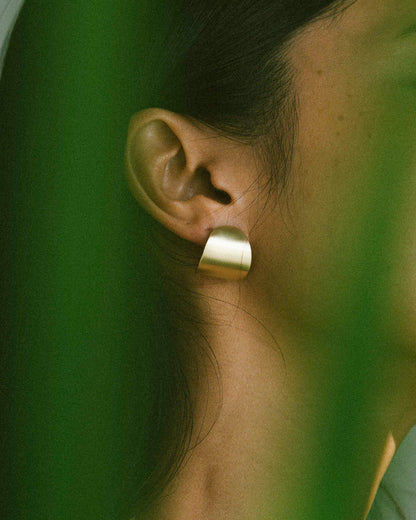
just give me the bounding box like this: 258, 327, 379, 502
196, 226, 252, 281
183, 167, 232, 204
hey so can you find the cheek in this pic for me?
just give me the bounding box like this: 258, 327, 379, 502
265, 87, 416, 354
383, 152, 416, 354
267, 3, 416, 352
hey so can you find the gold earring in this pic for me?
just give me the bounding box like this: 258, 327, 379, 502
196, 226, 252, 281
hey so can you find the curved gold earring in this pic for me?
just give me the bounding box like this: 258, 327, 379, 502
196, 226, 252, 281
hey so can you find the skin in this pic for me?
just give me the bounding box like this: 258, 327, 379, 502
125, 0, 416, 518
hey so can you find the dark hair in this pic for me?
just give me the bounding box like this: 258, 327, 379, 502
127, 0, 394, 518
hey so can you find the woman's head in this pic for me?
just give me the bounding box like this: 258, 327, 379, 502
127, 0, 416, 348
125, 0, 354, 279
124, 0, 416, 512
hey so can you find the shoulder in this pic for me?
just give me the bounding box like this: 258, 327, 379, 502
368, 426, 416, 519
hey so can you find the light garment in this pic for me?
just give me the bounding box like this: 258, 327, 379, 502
368, 426, 416, 520
0, 0, 25, 78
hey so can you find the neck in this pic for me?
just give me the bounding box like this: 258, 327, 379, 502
150, 281, 416, 520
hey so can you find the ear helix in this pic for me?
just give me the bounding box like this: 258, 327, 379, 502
196, 226, 252, 281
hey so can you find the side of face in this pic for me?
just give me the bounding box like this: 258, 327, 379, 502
124, 0, 416, 355
258, 0, 416, 353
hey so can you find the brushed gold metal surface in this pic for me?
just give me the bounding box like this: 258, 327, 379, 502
196, 226, 252, 280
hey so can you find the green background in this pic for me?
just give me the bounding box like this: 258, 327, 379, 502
0, 2, 155, 518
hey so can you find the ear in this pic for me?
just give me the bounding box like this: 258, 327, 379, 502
125, 108, 259, 247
